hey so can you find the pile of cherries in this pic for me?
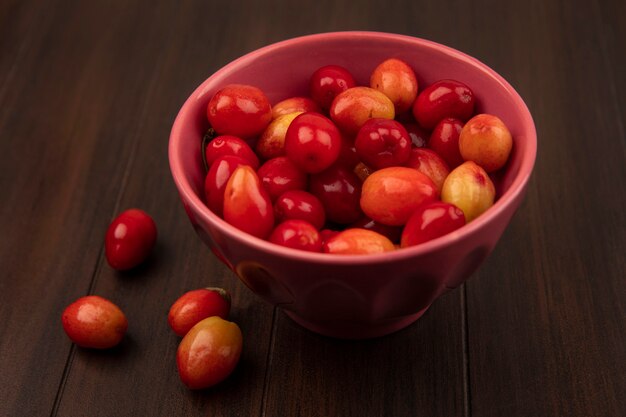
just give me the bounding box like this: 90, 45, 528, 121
202, 58, 513, 255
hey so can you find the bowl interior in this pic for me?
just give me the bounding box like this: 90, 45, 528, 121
170, 31, 536, 262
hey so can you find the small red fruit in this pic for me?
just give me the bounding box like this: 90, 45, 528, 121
204, 155, 252, 216
309, 65, 356, 110
428, 117, 464, 168
272, 96, 320, 119
207, 84, 272, 139
105, 209, 157, 270
412, 79, 475, 129
370, 58, 418, 114
273, 190, 326, 230
204, 135, 259, 170
168, 288, 231, 337
309, 165, 363, 224
285, 112, 342, 173
223, 165, 275, 239
269, 220, 322, 252
257, 156, 308, 201
401, 201, 466, 247
322, 228, 395, 255
355, 118, 411, 169
459, 113, 513, 172
177, 316, 243, 390
61, 295, 128, 349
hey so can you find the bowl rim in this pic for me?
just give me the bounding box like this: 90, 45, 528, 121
169, 30, 537, 266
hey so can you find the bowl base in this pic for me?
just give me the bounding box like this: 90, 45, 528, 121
283, 305, 430, 339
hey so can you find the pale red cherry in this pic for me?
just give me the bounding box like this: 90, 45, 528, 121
412, 79, 475, 130
459, 113, 513, 172
284, 112, 342, 174
404, 148, 451, 194
256, 112, 302, 160
272, 96, 320, 119
269, 219, 322, 252
360, 167, 438, 226
322, 228, 395, 255
61, 295, 128, 349
370, 58, 418, 114
207, 84, 272, 139
441, 161, 495, 222
329, 87, 395, 136
400, 201, 466, 247
204, 155, 252, 216
223, 165, 274, 239
404, 122, 430, 148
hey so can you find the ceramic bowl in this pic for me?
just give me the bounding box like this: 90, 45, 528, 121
169, 31, 536, 339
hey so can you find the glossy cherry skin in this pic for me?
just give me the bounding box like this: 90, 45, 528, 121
429, 117, 464, 168
355, 118, 411, 169
272, 96, 320, 119
168, 288, 231, 337
204, 135, 259, 170
204, 155, 252, 216
458, 113, 513, 172
309, 65, 356, 111
61, 295, 128, 349
412, 79, 475, 129
207, 84, 272, 139
105, 209, 157, 270
273, 190, 326, 230
309, 165, 363, 224
269, 219, 322, 252
403, 122, 430, 148
322, 228, 395, 255
329, 86, 395, 136
223, 165, 275, 239
405, 147, 451, 194
401, 201, 466, 247
257, 156, 308, 201
177, 316, 242, 390
335, 133, 360, 169
360, 167, 438, 226
285, 112, 342, 173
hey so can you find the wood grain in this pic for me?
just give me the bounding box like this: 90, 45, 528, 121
0, 1, 623, 416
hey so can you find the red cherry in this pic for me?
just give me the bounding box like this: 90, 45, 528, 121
204, 155, 252, 216
412, 79, 475, 129
204, 135, 260, 170
168, 288, 231, 337
355, 118, 411, 169
285, 112, 342, 174
269, 220, 322, 252
274, 190, 326, 230
309, 165, 362, 224
429, 117, 464, 168
62, 295, 128, 349
105, 209, 157, 270
257, 156, 308, 201
401, 201, 466, 247
207, 84, 272, 139
309, 65, 356, 111
223, 165, 275, 239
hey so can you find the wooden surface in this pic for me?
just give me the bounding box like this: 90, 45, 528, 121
1, 1, 624, 416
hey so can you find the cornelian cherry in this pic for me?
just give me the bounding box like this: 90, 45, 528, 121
204, 135, 259, 170
413, 79, 474, 129
207, 84, 272, 139
309, 165, 362, 224
105, 209, 157, 270
401, 201, 466, 247
274, 190, 326, 230
309, 65, 356, 110
285, 112, 342, 173
204, 155, 252, 216
168, 288, 231, 337
269, 220, 322, 252
257, 156, 308, 201
355, 118, 411, 169
428, 117, 464, 168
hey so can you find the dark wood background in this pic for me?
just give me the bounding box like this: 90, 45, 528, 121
1, 1, 624, 416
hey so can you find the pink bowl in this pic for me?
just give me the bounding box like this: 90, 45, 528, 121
169, 32, 536, 339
